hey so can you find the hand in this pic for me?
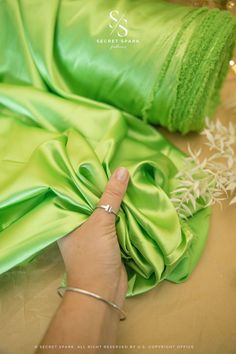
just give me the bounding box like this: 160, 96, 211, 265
57, 167, 130, 308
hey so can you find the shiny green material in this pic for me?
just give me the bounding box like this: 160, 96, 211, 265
0, 0, 216, 296
1, 0, 235, 133
0, 86, 211, 296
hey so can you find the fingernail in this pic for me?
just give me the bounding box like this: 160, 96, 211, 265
115, 167, 129, 182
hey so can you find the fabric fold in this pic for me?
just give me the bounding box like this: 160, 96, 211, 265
1, 0, 235, 133
0, 86, 211, 296
0, 0, 221, 296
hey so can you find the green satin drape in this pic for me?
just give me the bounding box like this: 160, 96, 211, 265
1, 0, 235, 133
0, 0, 215, 296
0, 85, 211, 296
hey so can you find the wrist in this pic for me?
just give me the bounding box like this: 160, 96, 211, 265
61, 288, 122, 326
66, 275, 126, 308
66, 278, 118, 301
58, 290, 121, 345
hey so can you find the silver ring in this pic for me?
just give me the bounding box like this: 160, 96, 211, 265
95, 204, 118, 217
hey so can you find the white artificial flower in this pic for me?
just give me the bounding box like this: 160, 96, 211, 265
171, 118, 236, 219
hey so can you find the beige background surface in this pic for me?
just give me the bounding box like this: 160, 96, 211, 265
0, 2, 236, 354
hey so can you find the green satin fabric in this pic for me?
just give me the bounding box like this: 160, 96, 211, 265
0, 0, 214, 297
0, 0, 235, 133
0, 85, 211, 296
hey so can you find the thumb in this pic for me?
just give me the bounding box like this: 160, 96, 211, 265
96, 167, 129, 220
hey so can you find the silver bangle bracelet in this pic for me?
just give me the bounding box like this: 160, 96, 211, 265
57, 286, 127, 321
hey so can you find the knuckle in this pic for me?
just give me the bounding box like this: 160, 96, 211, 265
105, 185, 123, 200
91, 209, 115, 229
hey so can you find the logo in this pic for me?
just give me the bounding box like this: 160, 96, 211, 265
109, 10, 128, 37
95, 10, 140, 49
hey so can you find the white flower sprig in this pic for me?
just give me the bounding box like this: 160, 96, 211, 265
170, 118, 236, 219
